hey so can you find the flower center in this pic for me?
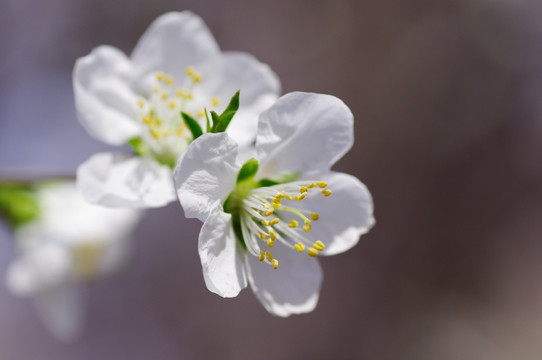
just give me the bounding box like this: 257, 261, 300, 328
134, 66, 222, 167
71, 240, 106, 281
228, 180, 333, 270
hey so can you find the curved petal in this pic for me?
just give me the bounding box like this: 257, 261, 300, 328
73, 45, 141, 145
198, 209, 247, 297
246, 240, 323, 317
199, 51, 281, 147
34, 283, 85, 342
130, 11, 220, 82
298, 172, 375, 255
174, 133, 239, 221
256, 92, 354, 178
77, 152, 176, 209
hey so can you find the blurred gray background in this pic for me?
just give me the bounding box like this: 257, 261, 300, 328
2, 0, 542, 359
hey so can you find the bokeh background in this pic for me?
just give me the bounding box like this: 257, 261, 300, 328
2, 0, 542, 359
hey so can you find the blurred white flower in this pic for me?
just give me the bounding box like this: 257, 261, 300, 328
5, 181, 140, 341
74, 11, 280, 208
174, 92, 375, 316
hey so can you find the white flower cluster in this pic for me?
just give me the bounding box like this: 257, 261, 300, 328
3, 11, 375, 339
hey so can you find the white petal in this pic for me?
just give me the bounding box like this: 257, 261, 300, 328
200, 51, 281, 147
198, 209, 247, 297
300, 172, 375, 255
130, 11, 220, 82
6, 242, 71, 296
77, 152, 176, 208
256, 92, 354, 178
246, 240, 323, 317
174, 133, 239, 221
33, 283, 85, 342
73, 45, 141, 145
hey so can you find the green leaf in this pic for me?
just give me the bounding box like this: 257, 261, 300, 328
237, 158, 259, 184
210, 110, 220, 130
256, 173, 298, 188
0, 182, 40, 229
181, 112, 203, 140
211, 90, 240, 133
127, 137, 148, 156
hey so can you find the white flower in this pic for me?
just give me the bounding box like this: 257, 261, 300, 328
5, 181, 140, 340
74, 11, 280, 208
174, 92, 375, 317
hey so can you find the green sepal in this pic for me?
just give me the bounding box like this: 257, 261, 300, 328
236, 158, 259, 184
181, 112, 203, 140
204, 108, 211, 133
256, 173, 298, 188
127, 137, 149, 156
0, 182, 40, 229
210, 90, 240, 133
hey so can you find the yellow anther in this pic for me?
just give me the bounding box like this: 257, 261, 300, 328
259, 232, 267, 240
322, 189, 332, 197
186, 92, 193, 100
137, 99, 145, 108
161, 92, 168, 100
165, 75, 174, 85
156, 71, 165, 81
269, 230, 277, 241
261, 220, 270, 226
308, 247, 319, 257
193, 72, 202, 83
300, 186, 308, 193
265, 251, 273, 261
186, 66, 195, 77
211, 97, 220, 107
294, 195, 300, 201
286, 195, 293, 200
153, 86, 159, 93
316, 181, 328, 188
295, 192, 307, 201
303, 224, 311, 232
269, 218, 279, 226
154, 118, 162, 126
313, 240, 325, 251
197, 109, 206, 118
259, 251, 265, 262
310, 213, 319, 221
168, 101, 176, 109
294, 243, 305, 253
304, 219, 311, 225
150, 129, 160, 139
308, 183, 316, 189
141, 116, 152, 124
176, 88, 184, 97
289, 220, 298, 228
263, 209, 274, 217
272, 259, 279, 270
175, 128, 185, 136
267, 239, 275, 247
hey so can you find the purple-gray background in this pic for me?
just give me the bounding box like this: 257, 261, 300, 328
2, 0, 542, 359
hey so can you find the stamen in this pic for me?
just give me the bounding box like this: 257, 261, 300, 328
186, 66, 195, 77
265, 251, 273, 261
294, 242, 305, 253
316, 182, 327, 188
313, 240, 325, 251
310, 213, 319, 221
269, 230, 277, 241
267, 239, 275, 247
197, 109, 206, 118
272, 259, 279, 270
259, 232, 267, 240
289, 220, 298, 228
156, 71, 165, 81
259, 251, 265, 262
137, 99, 145, 108
308, 248, 319, 257
211, 97, 220, 107
322, 189, 332, 197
